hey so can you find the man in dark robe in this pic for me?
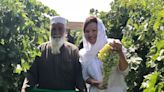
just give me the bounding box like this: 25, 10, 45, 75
66, 29, 75, 44
21, 16, 86, 92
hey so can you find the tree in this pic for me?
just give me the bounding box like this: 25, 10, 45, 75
0, 0, 57, 91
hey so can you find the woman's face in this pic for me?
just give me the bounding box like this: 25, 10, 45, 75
84, 22, 98, 44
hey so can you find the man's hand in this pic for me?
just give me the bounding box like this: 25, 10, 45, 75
21, 78, 30, 92
21, 88, 26, 92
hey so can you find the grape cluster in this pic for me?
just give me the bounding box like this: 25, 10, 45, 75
98, 44, 119, 88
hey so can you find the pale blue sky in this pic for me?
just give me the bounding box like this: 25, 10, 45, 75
39, 0, 113, 22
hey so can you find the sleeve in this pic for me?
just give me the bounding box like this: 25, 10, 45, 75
117, 46, 129, 76
74, 49, 86, 92
79, 58, 90, 81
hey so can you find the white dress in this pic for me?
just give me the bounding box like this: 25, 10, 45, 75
79, 18, 129, 92
80, 56, 129, 92
80, 41, 129, 92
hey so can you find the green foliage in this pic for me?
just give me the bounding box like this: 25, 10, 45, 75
0, 0, 57, 91
96, 0, 164, 91
69, 29, 83, 46
141, 71, 163, 92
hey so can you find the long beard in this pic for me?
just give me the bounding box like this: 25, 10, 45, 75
50, 36, 65, 55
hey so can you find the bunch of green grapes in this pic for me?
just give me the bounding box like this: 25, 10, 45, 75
98, 44, 119, 88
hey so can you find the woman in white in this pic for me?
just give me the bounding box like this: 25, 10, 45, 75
79, 16, 129, 92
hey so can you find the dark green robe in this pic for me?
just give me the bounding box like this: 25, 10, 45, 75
26, 41, 85, 92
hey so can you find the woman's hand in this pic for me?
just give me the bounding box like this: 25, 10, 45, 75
86, 78, 106, 89
109, 39, 122, 53
108, 39, 128, 71
86, 78, 100, 85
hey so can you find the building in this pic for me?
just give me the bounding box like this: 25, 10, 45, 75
67, 22, 83, 30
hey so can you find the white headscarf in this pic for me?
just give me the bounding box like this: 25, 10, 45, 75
79, 18, 108, 61
79, 18, 108, 81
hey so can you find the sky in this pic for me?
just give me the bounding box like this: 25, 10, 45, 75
39, 0, 113, 22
